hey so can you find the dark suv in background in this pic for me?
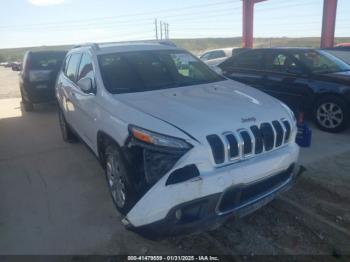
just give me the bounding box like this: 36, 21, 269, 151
219, 48, 350, 133
19, 50, 67, 111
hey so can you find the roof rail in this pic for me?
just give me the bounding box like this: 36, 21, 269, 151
100, 40, 177, 47
72, 43, 99, 50
154, 40, 177, 47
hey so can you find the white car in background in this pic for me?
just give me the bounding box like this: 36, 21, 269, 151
199, 47, 246, 70
55, 41, 300, 238
199, 47, 238, 66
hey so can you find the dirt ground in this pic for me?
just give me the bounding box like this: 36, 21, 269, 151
0, 68, 20, 99
0, 67, 349, 258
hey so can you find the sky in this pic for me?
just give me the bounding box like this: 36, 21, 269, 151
0, 0, 349, 49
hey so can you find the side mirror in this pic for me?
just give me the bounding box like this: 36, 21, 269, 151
77, 77, 94, 94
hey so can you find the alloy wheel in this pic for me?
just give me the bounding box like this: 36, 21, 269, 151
106, 154, 126, 208
316, 102, 344, 129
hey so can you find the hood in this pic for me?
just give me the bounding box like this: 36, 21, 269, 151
114, 80, 291, 142
316, 70, 350, 84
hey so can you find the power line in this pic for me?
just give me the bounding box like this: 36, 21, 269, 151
0, 7, 242, 32
0, 0, 240, 29
0, 1, 321, 31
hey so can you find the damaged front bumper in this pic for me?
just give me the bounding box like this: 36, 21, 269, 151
123, 142, 301, 238
124, 163, 303, 238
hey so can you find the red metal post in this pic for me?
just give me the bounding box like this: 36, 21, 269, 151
242, 0, 254, 48
242, 0, 266, 48
321, 0, 338, 48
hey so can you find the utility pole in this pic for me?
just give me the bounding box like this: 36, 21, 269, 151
166, 23, 170, 39
165, 23, 168, 39
154, 18, 158, 40
160, 21, 163, 40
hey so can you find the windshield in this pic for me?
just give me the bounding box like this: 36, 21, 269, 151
28, 52, 66, 71
291, 50, 350, 74
98, 50, 224, 94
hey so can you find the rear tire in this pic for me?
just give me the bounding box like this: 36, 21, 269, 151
58, 108, 77, 143
314, 96, 349, 133
20, 88, 34, 112
104, 143, 136, 215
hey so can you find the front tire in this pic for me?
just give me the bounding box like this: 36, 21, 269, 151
314, 96, 349, 133
104, 143, 136, 215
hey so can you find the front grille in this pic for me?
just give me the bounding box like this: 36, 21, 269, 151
272, 120, 284, 147
206, 134, 225, 164
260, 123, 274, 151
240, 130, 253, 155
226, 134, 239, 158
207, 119, 292, 166
282, 120, 291, 142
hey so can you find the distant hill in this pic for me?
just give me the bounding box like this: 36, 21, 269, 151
174, 37, 350, 54
1, 37, 350, 62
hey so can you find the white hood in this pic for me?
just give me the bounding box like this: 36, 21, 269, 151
114, 80, 291, 141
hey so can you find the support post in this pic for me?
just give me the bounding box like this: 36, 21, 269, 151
242, 0, 266, 48
242, 0, 255, 48
321, 0, 338, 48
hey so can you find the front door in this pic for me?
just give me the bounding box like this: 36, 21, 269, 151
70, 52, 97, 148
261, 51, 313, 114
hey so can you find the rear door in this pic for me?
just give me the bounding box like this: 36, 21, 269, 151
220, 49, 266, 89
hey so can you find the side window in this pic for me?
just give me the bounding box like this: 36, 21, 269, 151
226, 50, 264, 70
211, 50, 226, 59
65, 53, 82, 82
201, 51, 226, 61
200, 52, 211, 61
266, 53, 299, 73
78, 53, 94, 81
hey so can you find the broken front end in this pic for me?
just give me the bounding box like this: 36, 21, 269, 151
121, 124, 301, 239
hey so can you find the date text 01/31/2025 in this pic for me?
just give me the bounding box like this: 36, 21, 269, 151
127, 255, 220, 261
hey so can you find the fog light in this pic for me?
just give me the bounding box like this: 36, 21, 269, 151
175, 209, 182, 220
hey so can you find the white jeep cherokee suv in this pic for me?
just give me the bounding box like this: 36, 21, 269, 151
55, 41, 300, 237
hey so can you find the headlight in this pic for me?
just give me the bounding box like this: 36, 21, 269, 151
129, 125, 192, 150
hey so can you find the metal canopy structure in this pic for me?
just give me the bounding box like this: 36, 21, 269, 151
242, 0, 338, 48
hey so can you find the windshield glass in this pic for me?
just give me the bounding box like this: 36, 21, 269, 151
292, 50, 350, 74
98, 50, 224, 94
28, 52, 66, 70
